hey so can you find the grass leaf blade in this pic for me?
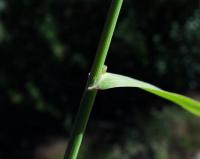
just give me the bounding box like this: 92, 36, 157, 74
96, 72, 200, 117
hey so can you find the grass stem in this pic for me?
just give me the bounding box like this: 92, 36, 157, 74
64, 1, 123, 159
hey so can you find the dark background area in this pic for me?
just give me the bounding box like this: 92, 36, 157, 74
0, 0, 200, 159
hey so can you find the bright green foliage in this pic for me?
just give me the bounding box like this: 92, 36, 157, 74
93, 72, 200, 117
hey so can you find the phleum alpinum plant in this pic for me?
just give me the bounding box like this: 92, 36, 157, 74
64, 0, 200, 159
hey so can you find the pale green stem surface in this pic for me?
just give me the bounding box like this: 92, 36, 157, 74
64, 1, 123, 159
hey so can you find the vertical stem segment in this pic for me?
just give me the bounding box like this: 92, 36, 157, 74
64, 1, 123, 159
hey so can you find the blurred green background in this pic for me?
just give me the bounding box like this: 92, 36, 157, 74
0, 0, 200, 159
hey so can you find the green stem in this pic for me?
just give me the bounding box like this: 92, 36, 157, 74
64, 1, 123, 159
